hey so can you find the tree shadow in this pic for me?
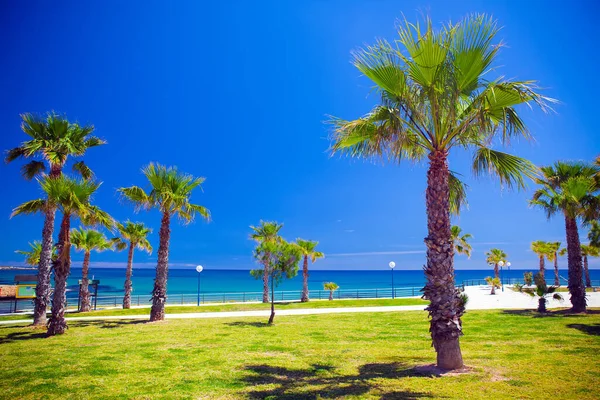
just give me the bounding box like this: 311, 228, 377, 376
240, 362, 437, 399
70, 320, 148, 329
0, 330, 47, 344
566, 323, 600, 336
501, 309, 599, 318
225, 321, 270, 328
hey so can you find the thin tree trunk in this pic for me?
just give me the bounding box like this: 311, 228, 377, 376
150, 212, 171, 322
301, 255, 309, 302
538, 255, 546, 286
329, 291, 333, 301
123, 243, 135, 309
494, 263, 499, 279
262, 257, 270, 303
553, 253, 560, 287
33, 206, 56, 326
565, 215, 586, 312
538, 298, 547, 313
47, 214, 71, 336
79, 251, 91, 312
422, 150, 464, 370
268, 273, 275, 324
490, 285, 495, 295
583, 255, 591, 288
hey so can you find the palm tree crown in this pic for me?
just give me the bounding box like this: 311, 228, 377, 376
485, 248, 507, 265
114, 221, 153, 253
296, 239, 324, 262
250, 221, 283, 243
5, 112, 105, 179
71, 228, 113, 254
451, 226, 472, 258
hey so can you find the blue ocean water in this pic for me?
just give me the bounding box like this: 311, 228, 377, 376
2, 267, 598, 298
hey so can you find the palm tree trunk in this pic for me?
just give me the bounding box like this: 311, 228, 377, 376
262, 256, 270, 303
538, 256, 546, 286
301, 255, 309, 302
329, 291, 333, 301
47, 214, 71, 336
538, 298, 547, 313
564, 214, 586, 312
583, 255, 591, 288
422, 150, 464, 370
494, 263, 499, 279
150, 212, 171, 322
33, 206, 56, 326
268, 273, 275, 324
490, 285, 495, 295
79, 251, 91, 312
553, 253, 560, 287
123, 242, 135, 309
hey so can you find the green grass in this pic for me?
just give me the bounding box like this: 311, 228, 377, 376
0, 309, 599, 399
0, 297, 428, 322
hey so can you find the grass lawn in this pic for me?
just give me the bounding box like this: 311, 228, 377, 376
0, 297, 428, 322
0, 309, 599, 399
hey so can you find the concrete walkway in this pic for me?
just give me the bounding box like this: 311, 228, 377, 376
1, 285, 598, 326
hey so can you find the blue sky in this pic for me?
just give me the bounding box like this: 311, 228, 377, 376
1, 0, 599, 271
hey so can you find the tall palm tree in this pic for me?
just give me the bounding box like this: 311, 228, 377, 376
531, 161, 600, 312
485, 248, 507, 279
249, 221, 284, 303
580, 244, 598, 288
12, 176, 112, 335
530, 241, 549, 285
119, 163, 210, 322
71, 228, 113, 312
5, 112, 105, 326
546, 241, 562, 286
451, 226, 472, 258
113, 221, 153, 309
296, 239, 324, 302
329, 15, 551, 369
15, 241, 56, 267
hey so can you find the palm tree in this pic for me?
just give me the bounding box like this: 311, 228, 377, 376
296, 239, 324, 302
15, 241, 56, 267
530, 241, 549, 285
515, 272, 563, 313
323, 282, 339, 301
12, 176, 112, 335
531, 161, 600, 312
329, 15, 552, 369
485, 249, 507, 279
485, 276, 501, 295
249, 221, 284, 303
113, 221, 153, 309
580, 244, 598, 288
5, 112, 105, 326
451, 226, 472, 258
546, 242, 562, 286
589, 220, 600, 247
119, 163, 210, 322
71, 228, 113, 312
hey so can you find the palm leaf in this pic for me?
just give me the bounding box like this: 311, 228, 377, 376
472, 147, 538, 189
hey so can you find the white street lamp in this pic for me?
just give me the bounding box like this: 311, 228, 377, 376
196, 265, 203, 306
389, 261, 396, 299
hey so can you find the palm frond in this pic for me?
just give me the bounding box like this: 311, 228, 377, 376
472, 147, 538, 190
449, 171, 469, 215
20, 161, 46, 180
72, 161, 93, 180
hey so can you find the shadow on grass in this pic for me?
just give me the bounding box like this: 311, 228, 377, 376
225, 321, 271, 328
0, 330, 47, 344
71, 320, 148, 329
566, 323, 600, 336
501, 309, 600, 318
240, 362, 437, 399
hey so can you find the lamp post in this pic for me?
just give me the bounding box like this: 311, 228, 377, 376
196, 265, 203, 306
506, 261, 511, 285
389, 261, 396, 299
498, 261, 505, 292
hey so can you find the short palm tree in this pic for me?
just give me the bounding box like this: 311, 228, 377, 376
546, 241, 562, 286
530, 241, 549, 285
15, 241, 56, 267
485, 249, 507, 279
485, 276, 501, 295
323, 282, 339, 301
13, 176, 112, 335
296, 239, 324, 302
329, 14, 552, 369
5, 112, 105, 326
580, 244, 598, 288
515, 272, 563, 313
119, 163, 210, 322
531, 161, 600, 312
71, 228, 113, 312
451, 226, 472, 258
113, 221, 153, 309
250, 221, 284, 303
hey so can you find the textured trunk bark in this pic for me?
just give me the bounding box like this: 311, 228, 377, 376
494, 263, 499, 279
329, 291, 333, 301
538, 298, 547, 313
422, 150, 464, 370
123, 243, 135, 309
565, 215, 586, 312
150, 212, 171, 322
583, 256, 591, 288
301, 255, 309, 302
490, 285, 496, 295
262, 257, 270, 303
47, 214, 71, 336
33, 206, 57, 326
553, 253, 560, 287
538, 256, 546, 286
268, 273, 275, 324
79, 251, 91, 312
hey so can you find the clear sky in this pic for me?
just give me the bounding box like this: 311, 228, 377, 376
1, 0, 599, 271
